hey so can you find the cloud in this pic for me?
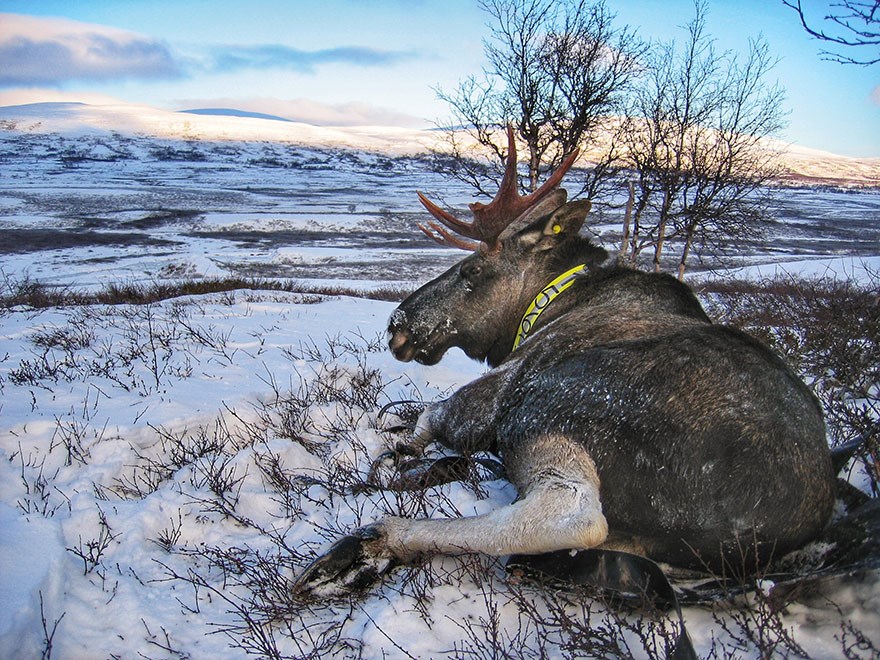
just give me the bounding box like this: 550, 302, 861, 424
0, 13, 182, 86
0, 12, 423, 87
872, 85, 880, 106
209, 44, 420, 74
174, 96, 428, 128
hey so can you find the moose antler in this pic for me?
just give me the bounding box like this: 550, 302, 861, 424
418, 126, 579, 252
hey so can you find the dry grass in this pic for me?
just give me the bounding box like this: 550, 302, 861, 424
0, 272, 413, 309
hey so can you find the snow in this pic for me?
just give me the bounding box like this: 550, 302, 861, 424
725, 255, 880, 282
0, 292, 502, 658
0, 503, 65, 650
0, 101, 438, 156
0, 101, 878, 658
2, 99, 879, 184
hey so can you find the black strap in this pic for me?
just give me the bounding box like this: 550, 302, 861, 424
507, 548, 698, 660
830, 432, 873, 475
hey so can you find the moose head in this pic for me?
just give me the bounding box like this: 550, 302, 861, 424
388, 126, 606, 368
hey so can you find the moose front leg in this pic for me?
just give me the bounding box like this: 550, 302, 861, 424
370, 365, 516, 493
414, 361, 519, 453
371, 364, 514, 489
294, 435, 608, 595
376, 470, 607, 558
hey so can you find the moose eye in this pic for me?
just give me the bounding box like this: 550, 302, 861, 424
460, 263, 483, 282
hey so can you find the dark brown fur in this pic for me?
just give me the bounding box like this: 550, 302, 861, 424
388, 201, 835, 571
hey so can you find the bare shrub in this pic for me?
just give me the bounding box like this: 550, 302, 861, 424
699, 269, 880, 493
66, 506, 120, 576
838, 616, 880, 658
111, 422, 233, 499
39, 592, 65, 660
153, 511, 184, 552
13, 444, 70, 517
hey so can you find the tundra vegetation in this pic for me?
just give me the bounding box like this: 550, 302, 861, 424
1, 261, 877, 658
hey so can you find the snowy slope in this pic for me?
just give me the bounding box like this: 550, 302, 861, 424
0, 101, 438, 156
2, 100, 879, 185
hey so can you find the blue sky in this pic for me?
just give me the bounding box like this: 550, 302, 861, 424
0, 0, 877, 156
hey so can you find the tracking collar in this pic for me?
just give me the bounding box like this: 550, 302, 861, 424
512, 264, 587, 351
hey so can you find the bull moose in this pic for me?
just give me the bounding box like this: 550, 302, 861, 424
294, 127, 836, 595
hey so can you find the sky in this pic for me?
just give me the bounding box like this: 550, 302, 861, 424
0, 0, 877, 157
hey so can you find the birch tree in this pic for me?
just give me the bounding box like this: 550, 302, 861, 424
620, 1, 787, 277
435, 0, 643, 198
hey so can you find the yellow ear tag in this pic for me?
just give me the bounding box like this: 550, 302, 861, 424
552, 224, 562, 234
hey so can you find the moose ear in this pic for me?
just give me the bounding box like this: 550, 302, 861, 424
518, 199, 591, 251
542, 199, 591, 238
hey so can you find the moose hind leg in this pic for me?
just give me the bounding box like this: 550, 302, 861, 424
378, 434, 608, 558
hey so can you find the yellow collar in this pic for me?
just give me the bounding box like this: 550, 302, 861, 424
512, 264, 587, 351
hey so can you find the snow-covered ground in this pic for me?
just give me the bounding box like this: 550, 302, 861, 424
0, 290, 490, 658
2, 102, 879, 292
1, 104, 879, 658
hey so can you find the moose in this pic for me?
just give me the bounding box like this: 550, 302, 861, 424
294, 127, 836, 595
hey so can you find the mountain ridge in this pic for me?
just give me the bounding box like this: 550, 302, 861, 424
1, 101, 878, 187
180, 107, 293, 123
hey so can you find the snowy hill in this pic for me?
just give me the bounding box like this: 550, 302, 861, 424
2, 100, 878, 186
180, 107, 294, 122
0, 101, 437, 155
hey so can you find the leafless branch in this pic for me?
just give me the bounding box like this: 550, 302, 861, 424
782, 0, 880, 65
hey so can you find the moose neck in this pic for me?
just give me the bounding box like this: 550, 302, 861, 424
512, 264, 588, 352
484, 261, 593, 367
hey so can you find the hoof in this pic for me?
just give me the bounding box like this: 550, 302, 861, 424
393, 455, 485, 490
366, 444, 422, 486
292, 527, 395, 597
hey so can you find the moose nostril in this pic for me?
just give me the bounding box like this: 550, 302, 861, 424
389, 331, 409, 351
